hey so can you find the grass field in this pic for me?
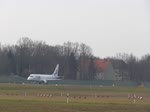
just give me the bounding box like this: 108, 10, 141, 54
0, 83, 150, 112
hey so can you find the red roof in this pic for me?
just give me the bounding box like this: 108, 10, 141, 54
96, 59, 110, 71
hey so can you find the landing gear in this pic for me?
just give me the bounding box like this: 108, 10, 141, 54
38, 81, 48, 85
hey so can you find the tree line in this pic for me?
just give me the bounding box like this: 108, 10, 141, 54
110, 53, 150, 82
0, 37, 150, 81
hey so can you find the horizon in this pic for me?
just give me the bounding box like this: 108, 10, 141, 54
0, 38, 149, 59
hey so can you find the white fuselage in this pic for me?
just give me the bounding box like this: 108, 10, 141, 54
27, 74, 61, 81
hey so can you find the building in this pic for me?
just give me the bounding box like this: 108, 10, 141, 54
95, 59, 117, 80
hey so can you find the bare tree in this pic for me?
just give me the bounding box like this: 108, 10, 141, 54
16, 37, 33, 77
78, 43, 93, 80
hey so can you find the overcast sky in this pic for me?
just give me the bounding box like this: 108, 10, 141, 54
0, 0, 150, 58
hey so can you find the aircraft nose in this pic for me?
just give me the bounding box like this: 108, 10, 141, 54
27, 77, 30, 80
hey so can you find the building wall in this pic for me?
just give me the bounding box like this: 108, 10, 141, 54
103, 62, 116, 80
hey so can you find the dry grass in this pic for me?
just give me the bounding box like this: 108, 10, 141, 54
0, 84, 150, 112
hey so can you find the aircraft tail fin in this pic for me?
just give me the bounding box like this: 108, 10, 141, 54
52, 64, 59, 76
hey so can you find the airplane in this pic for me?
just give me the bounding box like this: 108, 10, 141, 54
27, 64, 62, 84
